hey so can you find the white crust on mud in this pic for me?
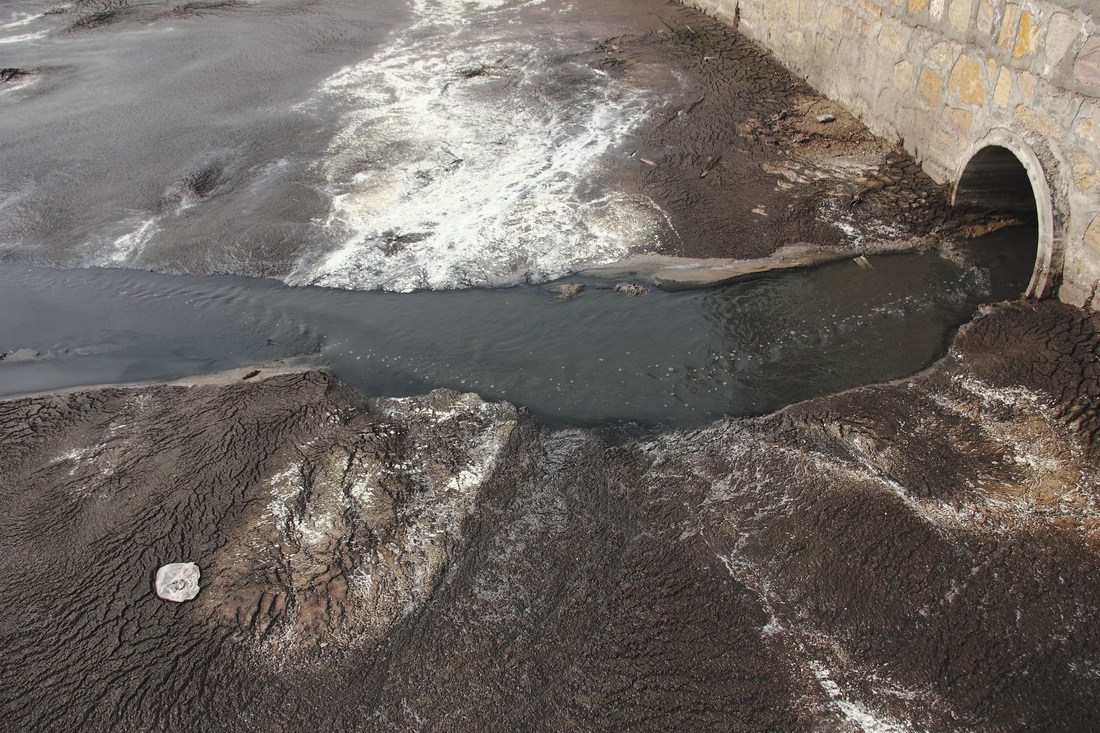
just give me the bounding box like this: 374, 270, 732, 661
205, 389, 518, 663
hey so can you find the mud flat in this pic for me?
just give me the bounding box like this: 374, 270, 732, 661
1, 300, 1096, 731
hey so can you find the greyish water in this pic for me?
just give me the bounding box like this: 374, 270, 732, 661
0, 227, 1035, 426
0, 0, 674, 286
0, 0, 1036, 426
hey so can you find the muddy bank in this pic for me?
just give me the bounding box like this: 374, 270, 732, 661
1, 300, 1096, 730
604, 2, 962, 262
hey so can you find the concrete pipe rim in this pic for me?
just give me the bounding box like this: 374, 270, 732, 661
952, 129, 1062, 300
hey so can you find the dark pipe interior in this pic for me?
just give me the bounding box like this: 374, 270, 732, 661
954, 145, 1041, 299
955, 145, 1039, 221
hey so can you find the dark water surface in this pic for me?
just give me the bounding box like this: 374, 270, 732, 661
0, 0, 404, 269
0, 0, 1039, 426
0, 228, 1035, 426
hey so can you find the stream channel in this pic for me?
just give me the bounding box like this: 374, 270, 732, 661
0, 227, 1036, 427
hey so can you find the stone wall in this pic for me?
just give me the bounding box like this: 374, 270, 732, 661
686, 0, 1100, 309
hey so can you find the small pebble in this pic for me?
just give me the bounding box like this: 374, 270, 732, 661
817, 114, 836, 123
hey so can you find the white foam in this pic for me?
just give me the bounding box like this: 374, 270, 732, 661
2, 13, 42, 30
810, 661, 913, 733
0, 30, 48, 44
100, 216, 160, 265
288, 0, 664, 291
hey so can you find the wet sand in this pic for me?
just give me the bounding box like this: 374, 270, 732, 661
0, 301, 1097, 731
595, 4, 959, 261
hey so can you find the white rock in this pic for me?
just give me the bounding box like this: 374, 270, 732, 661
155, 562, 201, 602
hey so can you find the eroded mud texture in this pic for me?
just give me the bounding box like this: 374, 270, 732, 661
608, 2, 958, 260
1, 302, 1097, 730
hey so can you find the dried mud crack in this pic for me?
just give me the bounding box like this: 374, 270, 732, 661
1, 300, 1097, 731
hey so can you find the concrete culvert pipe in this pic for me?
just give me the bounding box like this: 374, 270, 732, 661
953, 132, 1062, 299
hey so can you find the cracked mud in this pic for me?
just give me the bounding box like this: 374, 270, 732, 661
1, 301, 1097, 730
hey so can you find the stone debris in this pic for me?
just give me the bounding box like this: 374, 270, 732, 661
584, 243, 854, 290
816, 114, 836, 123
0, 348, 42, 363
155, 562, 201, 602
614, 282, 650, 296
0, 68, 27, 84
546, 282, 585, 301
700, 154, 721, 178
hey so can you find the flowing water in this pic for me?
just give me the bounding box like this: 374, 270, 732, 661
0, 227, 1036, 426
0, 0, 1038, 426
0, 0, 673, 287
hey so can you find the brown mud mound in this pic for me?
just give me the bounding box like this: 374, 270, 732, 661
1, 302, 1098, 730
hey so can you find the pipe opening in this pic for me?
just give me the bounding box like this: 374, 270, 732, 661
954, 145, 1042, 300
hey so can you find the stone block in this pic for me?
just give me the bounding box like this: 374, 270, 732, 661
863, 46, 890, 79
1045, 13, 1079, 67
1017, 70, 1038, 98
997, 3, 1021, 50
930, 126, 967, 160
1059, 278, 1096, 310
1069, 149, 1100, 193
909, 0, 928, 14
929, 41, 954, 68
820, 5, 845, 32
1086, 216, 1100, 256
949, 54, 987, 105
837, 34, 864, 72
1015, 105, 1061, 138
977, 0, 993, 36
947, 0, 973, 33
875, 86, 902, 118
786, 30, 807, 50
818, 33, 843, 62
944, 106, 975, 139
931, 0, 945, 21
1013, 11, 1039, 58
918, 67, 943, 105
894, 59, 915, 92
909, 109, 933, 156
1075, 36, 1100, 89
879, 24, 904, 55
1074, 104, 1099, 149
846, 14, 871, 36
799, 0, 817, 25
993, 66, 1013, 107
855, 0, 884, 20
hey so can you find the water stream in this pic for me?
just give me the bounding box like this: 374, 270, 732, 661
0, 227, 1036, 427
0, 1, 1038, 427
